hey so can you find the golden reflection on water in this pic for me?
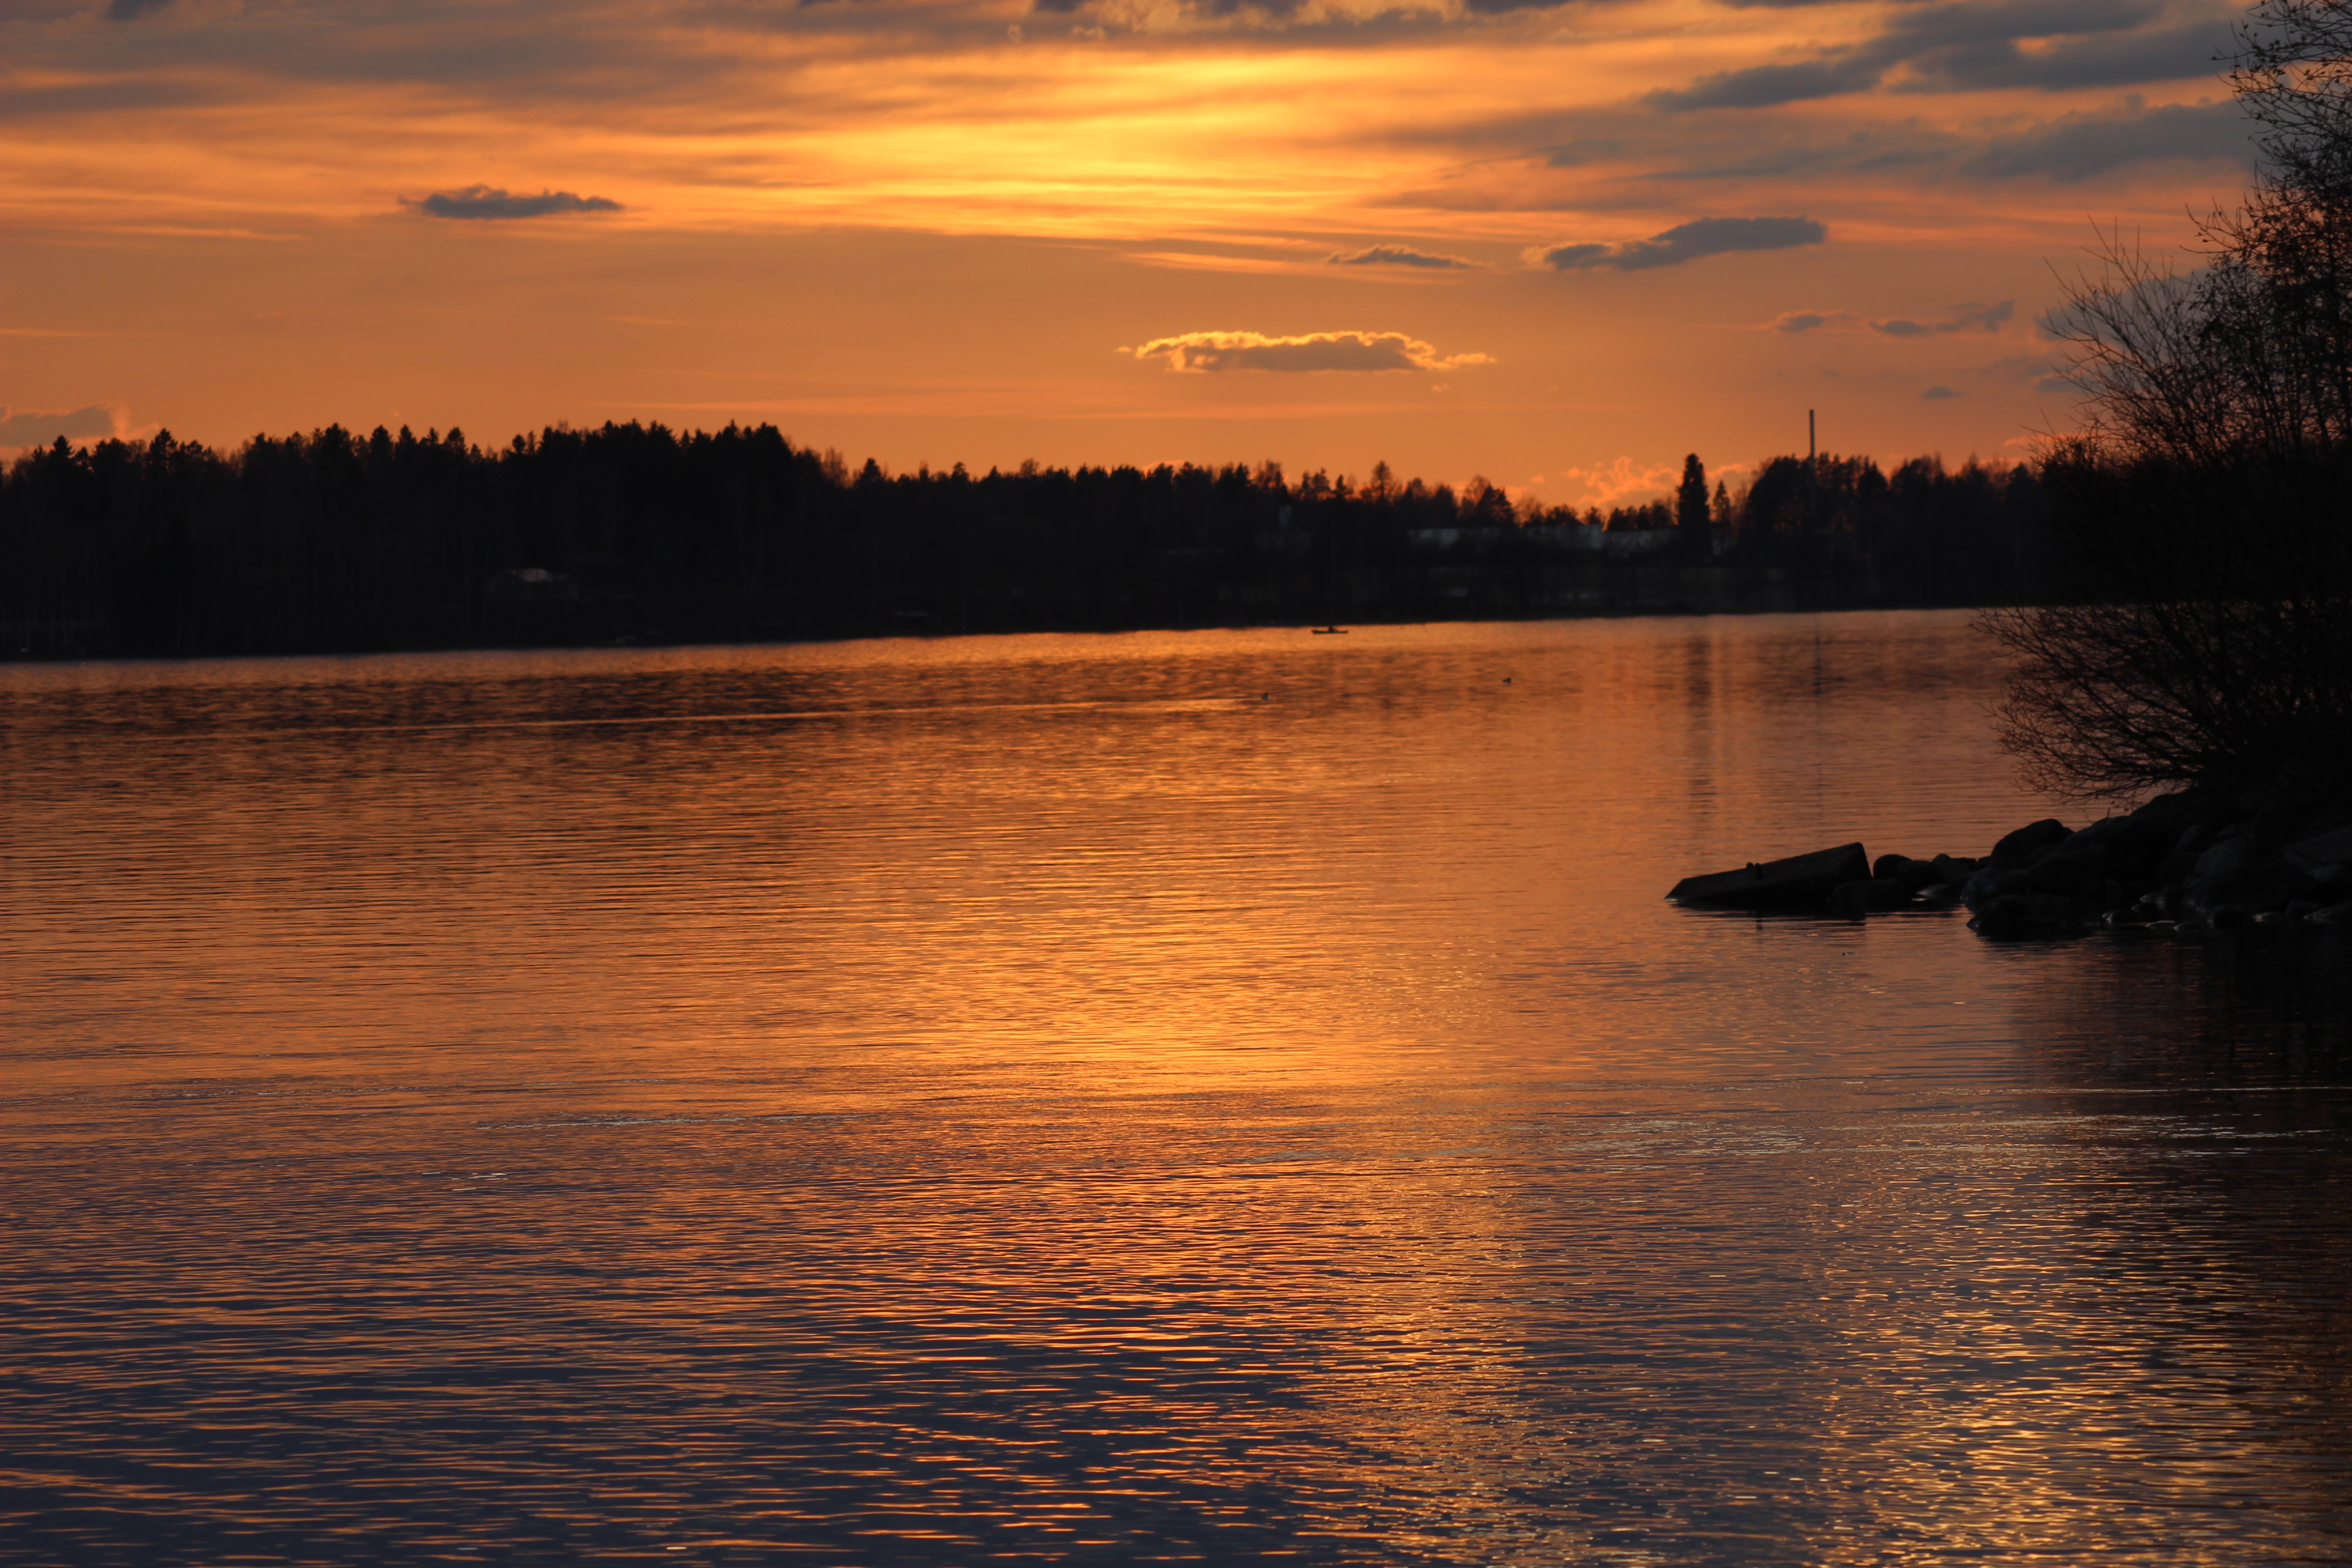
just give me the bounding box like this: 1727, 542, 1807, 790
4, 612, 2349, 1564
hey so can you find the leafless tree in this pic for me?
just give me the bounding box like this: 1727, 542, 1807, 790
1984, 0, 2352, 802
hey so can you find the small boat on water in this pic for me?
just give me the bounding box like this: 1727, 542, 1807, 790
1667, 843, 1869, 908
1311, 625, 1348, 634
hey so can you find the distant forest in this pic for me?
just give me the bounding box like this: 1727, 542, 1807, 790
0, 422, 2048, 658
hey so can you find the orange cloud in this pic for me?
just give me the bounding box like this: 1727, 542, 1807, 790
1127, 329, 1492, 372
1556, 456, 1682, 506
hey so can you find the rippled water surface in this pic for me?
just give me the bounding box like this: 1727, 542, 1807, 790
5, 612, 2349, 1567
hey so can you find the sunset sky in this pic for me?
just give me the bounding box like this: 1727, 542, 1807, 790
3, 0, 2257, 504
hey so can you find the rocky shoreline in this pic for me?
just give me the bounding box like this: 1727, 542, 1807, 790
1676, 786, 2352, 938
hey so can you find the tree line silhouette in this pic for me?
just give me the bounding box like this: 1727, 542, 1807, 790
1, 421, 2046, 658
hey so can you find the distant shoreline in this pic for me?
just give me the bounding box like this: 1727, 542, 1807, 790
3, 423, 2045, 662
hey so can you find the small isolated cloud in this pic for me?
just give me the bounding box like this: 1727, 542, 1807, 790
1770, 309, 1854, 333
1530, 216, 1825, 273
410, 184, 623, 220
1328, 245, 1477, 270
1921, 385, 1962, 399
0, 402, 131, 448
1870, 299, 2014, 338
1126, 329, 1491, 373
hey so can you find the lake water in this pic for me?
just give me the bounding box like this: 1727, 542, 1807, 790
4, 610, 2349, 1567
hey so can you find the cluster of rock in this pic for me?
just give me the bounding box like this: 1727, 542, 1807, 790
1670, 786, 2352, 938
1946, 789, 2352, 937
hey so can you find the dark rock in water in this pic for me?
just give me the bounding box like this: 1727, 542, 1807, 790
1990, 818, 2071, 862
1915, 883, 1959, 906
2308, 900, 2352, 924
1931, 853, 1978, 886
2128, 789, 2206, 830
2074, 815, 2176, 879
1959, 866, 2021, 912
2190, 836, 2259, 885
2208, 906, 2251, 930
1991, 815, 2177, 903
2184, 834, 2317, 916
1826, 877, 1916, 919
1870, 854, 1944, 890
2253, 910, 2296, 926
1667, 843, 1871, 908
1969, 892, 2087, 939
2287, 823, 2352, 872
2020, 850, 2106, 900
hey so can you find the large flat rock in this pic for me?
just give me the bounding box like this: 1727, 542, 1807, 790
1668, 843, 1872, 908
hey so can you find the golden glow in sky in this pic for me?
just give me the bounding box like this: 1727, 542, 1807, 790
2, 0, 2254, 501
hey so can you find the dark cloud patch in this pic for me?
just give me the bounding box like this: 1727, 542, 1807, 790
412, 184, 623, 220
1620, 97, 2239, 188
1898, 19, 2230, 91
1328, 244, 1476, 269
1165, 0, 1311, 16
1891, 0, 2159, 52
105, 0, 173, 19
1965, 97, 2251, 178
1532, 215, 1825, 271
1648, 54, 1888, 111
1034, 0, 1565, 15
1652, 0, 2231, 111
1541, 139, 1626, 167
0, 403, 123, 446
1771, 309, 1848, 331
1872, 299, 2013, 336
1648, 130, 1946, 180
1920, 385, 1961, 399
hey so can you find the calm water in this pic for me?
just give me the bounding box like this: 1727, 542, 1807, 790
4, 611, 2349, 1567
